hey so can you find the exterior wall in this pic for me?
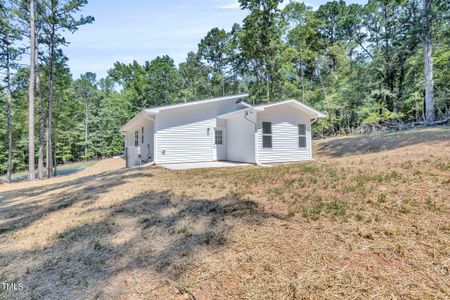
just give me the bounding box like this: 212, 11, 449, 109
124, 117, 154, 162
256, 105, 312, 163
144, 119, 154, 160
226, 111, 256, 163
124, 131, 134, 148
155, 99, 242, 164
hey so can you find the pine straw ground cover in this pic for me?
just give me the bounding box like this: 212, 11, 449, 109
0, 128, 449, 299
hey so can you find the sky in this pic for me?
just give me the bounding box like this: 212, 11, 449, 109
64, 0, 368, 79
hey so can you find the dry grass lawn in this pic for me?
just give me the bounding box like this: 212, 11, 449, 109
0, 127, 449, 299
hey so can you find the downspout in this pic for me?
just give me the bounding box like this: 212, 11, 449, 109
153, 114, 158, 164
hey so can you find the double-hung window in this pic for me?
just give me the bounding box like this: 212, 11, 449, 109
141, 127, 144, 144
298, 124, 307, 148
135, 131, 139, 146
262, 122, 272, 148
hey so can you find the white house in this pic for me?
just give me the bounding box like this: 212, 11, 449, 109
120, 94, 325, 167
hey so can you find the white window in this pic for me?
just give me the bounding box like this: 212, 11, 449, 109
215, 129, 223, 145
134, 131, 139, 146
298, 124, 307, 148
262, 122, 272, 148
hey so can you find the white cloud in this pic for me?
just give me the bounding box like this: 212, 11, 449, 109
63, 1, 247, 79
218, 1, 240, 9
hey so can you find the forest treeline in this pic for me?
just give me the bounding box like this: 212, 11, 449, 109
0, 0, 449, 181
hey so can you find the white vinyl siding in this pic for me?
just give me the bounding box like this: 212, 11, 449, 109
124, 117, 154, 161
256, 106, 312, 163
125, 132, 134, 149
225, 112, 255, 163
156, 99, 242, 164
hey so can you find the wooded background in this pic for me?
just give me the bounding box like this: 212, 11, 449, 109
0, 0, 449, 180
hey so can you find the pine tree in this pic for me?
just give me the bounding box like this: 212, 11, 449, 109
28, 0, 36, 180
41, 0, 93, 177
423, 0, 435, 122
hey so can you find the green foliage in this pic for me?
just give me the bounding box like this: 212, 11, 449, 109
179, 52, 211, 101
239, 0, 286, 102
1, 0, 449, 175
107, 56, 182, 111
360, 101, 405, 125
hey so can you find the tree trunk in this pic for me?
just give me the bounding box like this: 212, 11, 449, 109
318, 74, 327, 102
423, 0, 435, 122
318, 70, 334, 134
36, 32, 45, 179
222, 74, 225, 96
5, 43, 13, 183
53, 133, 57, 176
28, 0, 36, 180
46, 24, 55, 178
300, 64, 305, 103
84, 99, 89, 161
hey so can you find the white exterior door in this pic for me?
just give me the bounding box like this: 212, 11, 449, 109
214, 127, 227, 161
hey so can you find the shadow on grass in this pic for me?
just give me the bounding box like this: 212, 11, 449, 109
0, 169, 285, 299
0, 168, 150, 235
316, 128, 450, 158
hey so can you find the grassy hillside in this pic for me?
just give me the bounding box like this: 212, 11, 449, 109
0, 128, 449, 299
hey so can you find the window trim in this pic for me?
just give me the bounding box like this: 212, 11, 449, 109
298, 124, 307, 148
134, 131, 139, 147
262, 121, 273, 149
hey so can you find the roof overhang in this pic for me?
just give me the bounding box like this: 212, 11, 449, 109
121, 96, 324, 133
120, 94, 249, 132
254, 100, 326, 118
144, 94, 248, 114
217, 99, 326, 120
120, 111, 156, 133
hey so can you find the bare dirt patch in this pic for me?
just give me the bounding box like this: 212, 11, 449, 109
0, 128, 449, 299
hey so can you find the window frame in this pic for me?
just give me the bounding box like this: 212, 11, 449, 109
262, 121, 273, 149
141, 126, 144, 144
298, 124, 307, 148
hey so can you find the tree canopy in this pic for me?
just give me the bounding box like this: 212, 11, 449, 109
0, 0, 449, 177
